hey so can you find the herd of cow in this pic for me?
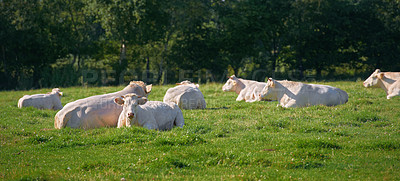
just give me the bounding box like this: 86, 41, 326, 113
17, 69, 400, 131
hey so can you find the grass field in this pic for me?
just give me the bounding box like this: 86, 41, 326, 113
1, 81, 400, 180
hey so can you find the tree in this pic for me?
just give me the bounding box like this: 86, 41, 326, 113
0, 1, 71, 89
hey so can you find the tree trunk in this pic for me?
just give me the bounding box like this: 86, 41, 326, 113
296, 53, 304, 80
157, 34, 170, 84
77, 54, 82, 71
146, 56, 150, 83
120, 42, 126, 66
1, 45, 8, 89
116, 41, 127, 85
33, 65, 42, 89
271, 37, 278, 76
233, 66, 239, 77
71, 54, 77, 68
316, 67, 322, 80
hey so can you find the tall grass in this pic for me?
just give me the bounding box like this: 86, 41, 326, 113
1, 82, 399, 180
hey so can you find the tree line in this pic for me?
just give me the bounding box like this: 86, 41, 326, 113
1, 0, 399, 90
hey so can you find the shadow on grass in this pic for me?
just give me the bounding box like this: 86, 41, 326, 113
205, 106, 229, 110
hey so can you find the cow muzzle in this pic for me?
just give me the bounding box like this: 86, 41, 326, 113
127, 112, 134, 119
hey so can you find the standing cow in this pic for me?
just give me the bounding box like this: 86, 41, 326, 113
114, 93, 184, 130
363, 69, 400, 99
18, 88, 63, 110
163, 80, 206, 109
260, 78, 348, 108
54, 81, 152, 129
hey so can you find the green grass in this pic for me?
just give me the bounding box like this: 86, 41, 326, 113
1, 82, 400, 180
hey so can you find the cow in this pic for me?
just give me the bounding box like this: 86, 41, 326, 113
54, 81, 152, 129
363, 69, 400, 99
222, 75, 274, 102
363, 69, 400, 88
114, 93, 184, 130
163, 80, 206, 109
18, 88, 63, 110
260, 78, 348, 108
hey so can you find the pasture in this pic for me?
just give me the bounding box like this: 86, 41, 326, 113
1, 81, 399, 180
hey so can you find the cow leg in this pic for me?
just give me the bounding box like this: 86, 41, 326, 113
283, 100, 297, 108
387, 93, 399, 99
387, 88, 400, 99
143, 122, 158, 130
236, 95, 245, 101
236, 91, 246, 101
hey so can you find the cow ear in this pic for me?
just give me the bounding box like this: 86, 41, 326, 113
268, 78, 275, 87
114, 97, 124, 105
176, 83, 182, 85
146, 84, 152, 93
270, 81, 275, 87
378, 73, 385, 79
58, 92, 63, 97
138, 97, 148, 105
232, 81, 237, 85
195, 84, 199, 88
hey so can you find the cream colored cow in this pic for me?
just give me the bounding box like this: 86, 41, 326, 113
363, 69, 400, 88
163, 80, 206, 109
114, 94, 184, 130
18, 88, 63, 110
222, 75, 274, 102
363, 69, 400, 99
260, 78, 348, 108
54, 81, 152, 129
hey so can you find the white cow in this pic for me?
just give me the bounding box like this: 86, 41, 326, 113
363, 69, 400, 99
260, 78, 348, 108
222, 75, 274, 102
363, 69, 400, 88
114, 93, 184, 130
54, 81, 152, 129
18, 88, 63, 110
163, 80, 206, 109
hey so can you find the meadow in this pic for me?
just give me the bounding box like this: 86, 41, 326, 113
1, 81, 399, 180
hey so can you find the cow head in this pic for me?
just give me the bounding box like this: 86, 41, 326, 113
260, 78, 276, 99
127, 81, 152, 96
363, 69, 385, 88
114, 94, 148, 120
176, 80, 192, 85
51, 88, 63, 98
222, 75, 238, 92
176, 80, 199, 88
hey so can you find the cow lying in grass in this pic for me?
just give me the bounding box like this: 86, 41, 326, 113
260, 78, 348, 108
363, 69, 400, 99
18, 88, 63, 110
163, 80, 206, 109
114, 94, 184, 130
222, 75, 274, 102
54, 81, 152, 129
